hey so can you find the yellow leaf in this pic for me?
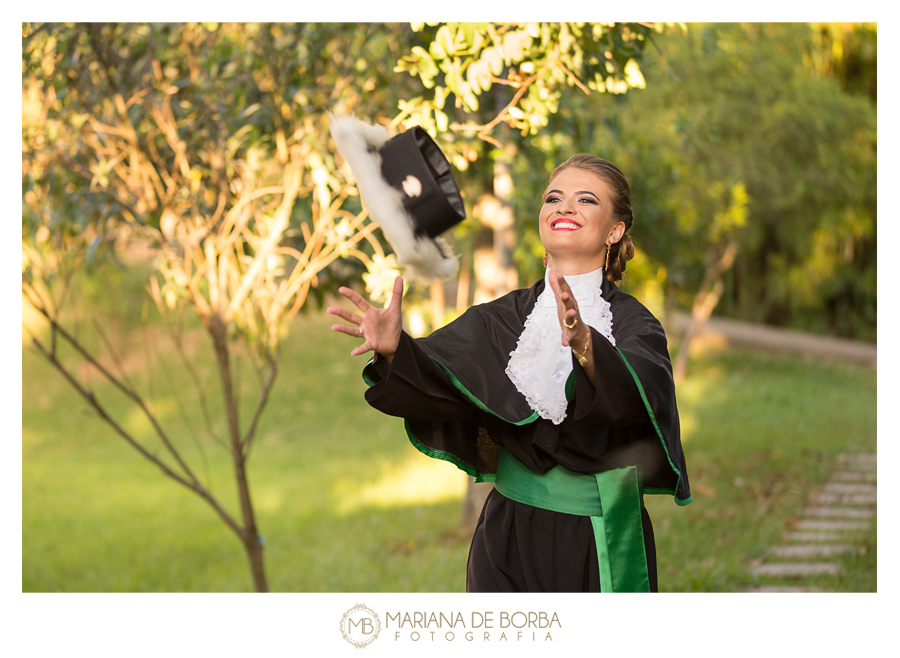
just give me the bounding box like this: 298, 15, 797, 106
624, 59, 646, 89
484, 47, 503, 76
436, 109, 448, 132
606, 77, 628, 94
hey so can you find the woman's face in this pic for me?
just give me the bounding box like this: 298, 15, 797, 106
539, 168, 624, 269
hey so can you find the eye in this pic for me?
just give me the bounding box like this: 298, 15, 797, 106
544, 195, 560, 203
578, 197, 598, 204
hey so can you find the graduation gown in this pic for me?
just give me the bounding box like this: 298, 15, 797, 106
362, 275, 691, 592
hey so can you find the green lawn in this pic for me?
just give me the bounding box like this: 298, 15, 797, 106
22, 309, 876, 592
646, 346, 877, 592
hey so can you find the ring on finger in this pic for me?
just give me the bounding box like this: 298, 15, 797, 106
564, 315, 578, 329
358, 326, 363, 337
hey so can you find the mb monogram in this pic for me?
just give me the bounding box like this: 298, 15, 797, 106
339, 604, 382, 648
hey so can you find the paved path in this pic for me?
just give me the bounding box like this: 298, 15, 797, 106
667, 313, 877, 365
745, 453, 876, 592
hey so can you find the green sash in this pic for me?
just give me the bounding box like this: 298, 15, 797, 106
494, 448, 651, 593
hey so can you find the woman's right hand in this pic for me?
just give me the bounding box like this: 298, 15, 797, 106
327, 275, 403, 364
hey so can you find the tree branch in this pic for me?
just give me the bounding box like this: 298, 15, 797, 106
26, 329, 243, 539
552, 51, 591, 95
448, 66, 546, 146
92, 318, 138, 395
29, 301, 202, 487
224, 165, 300, 324
168, 324, 228, 451
242, 353, 279, 458
154, 332, 216, 495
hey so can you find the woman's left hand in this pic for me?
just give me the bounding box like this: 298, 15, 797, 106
548, 268, 588, 348
548, 268, 595, 381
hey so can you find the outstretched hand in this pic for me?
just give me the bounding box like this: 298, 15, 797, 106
327, 275, 404, 364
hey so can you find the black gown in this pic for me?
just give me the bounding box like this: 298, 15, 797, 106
362, 275, 691, 592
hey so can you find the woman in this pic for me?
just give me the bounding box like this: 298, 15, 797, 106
328, 154, 691, 592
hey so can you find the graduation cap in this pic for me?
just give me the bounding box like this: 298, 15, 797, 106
329, 115, 465, 282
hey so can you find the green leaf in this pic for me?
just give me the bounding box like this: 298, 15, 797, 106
460, 23, 475, 47
428, 39, 446, 60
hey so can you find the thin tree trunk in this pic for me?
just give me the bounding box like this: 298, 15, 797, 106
471, 163, 518, 304
673, 241, 739, 383
458, 156, 519, 532
458, 478, 493, 535
209, 315, 269, 592
456, 250, 471, 314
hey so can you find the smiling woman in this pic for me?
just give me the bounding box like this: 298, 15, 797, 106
329, 153, 690, 593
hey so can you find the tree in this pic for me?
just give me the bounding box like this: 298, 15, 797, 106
22, 22, 422, 591
620, 23, 877, 354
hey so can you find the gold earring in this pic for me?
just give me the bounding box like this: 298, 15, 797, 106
544, 250, 548, 268
605, 240, 612, 272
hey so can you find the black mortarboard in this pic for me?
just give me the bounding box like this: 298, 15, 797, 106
379, 127, 466, 239
329, 115, 465, 282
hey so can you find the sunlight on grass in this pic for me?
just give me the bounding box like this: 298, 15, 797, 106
22, 427, 46, 460
333, 451, 467, 515
22, 294, 48, 347
123, 397, 180, 435
254, 488, 287, 514
678, 363, 727, 407
674, 354, 727, 445
679, 410, 698, 443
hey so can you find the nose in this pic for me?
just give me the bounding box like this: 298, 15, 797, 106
557, 197, 575, 214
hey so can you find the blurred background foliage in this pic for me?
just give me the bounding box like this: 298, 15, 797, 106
23, 21, 876, 344
22, 22, 876, 592
504, 22, 876, 342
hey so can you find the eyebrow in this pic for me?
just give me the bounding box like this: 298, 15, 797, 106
544, 189, 602, 201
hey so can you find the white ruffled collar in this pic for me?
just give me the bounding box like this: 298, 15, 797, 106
505, 267, 615, 425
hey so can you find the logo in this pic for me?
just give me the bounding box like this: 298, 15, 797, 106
340, 604, 382, 648
401, 175, 422, 198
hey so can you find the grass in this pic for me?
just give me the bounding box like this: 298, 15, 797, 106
646, 345, 877, 592
22, 285, 876, 592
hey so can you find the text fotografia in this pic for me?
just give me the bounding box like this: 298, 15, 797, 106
386, 611, 561, 642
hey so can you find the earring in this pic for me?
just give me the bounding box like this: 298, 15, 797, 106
544, 250, 548, 268
604, 240, 612, 272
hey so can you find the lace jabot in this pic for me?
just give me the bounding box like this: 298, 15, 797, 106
505, 267, 615, 425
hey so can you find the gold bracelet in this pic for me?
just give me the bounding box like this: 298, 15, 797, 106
572, 330, 591, 367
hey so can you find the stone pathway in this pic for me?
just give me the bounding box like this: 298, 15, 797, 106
745, 453, 876, 592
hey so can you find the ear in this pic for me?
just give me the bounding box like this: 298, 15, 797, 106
608, 221, 627, 245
